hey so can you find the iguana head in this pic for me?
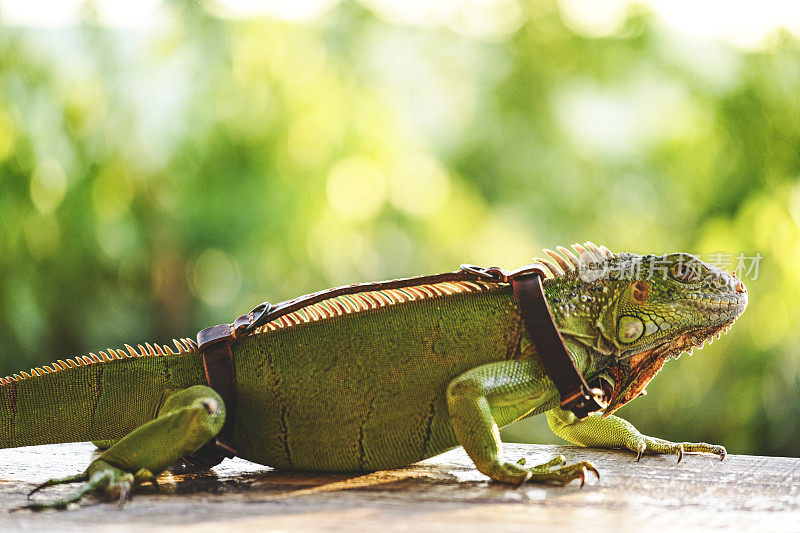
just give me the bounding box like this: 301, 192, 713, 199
538, 243, 748, 417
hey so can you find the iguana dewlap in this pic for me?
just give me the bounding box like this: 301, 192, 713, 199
0, 242, 747, 509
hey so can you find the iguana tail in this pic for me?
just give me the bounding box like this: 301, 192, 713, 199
0, 339, 206, 448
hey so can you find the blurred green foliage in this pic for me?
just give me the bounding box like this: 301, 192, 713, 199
0, 0, 799, 456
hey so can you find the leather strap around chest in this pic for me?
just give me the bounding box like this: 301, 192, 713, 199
511, 273, 606, 419
459, 264, 607, 418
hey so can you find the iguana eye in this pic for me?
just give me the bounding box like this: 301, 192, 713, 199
618, 316, 644, 344
670, 262, 700, 283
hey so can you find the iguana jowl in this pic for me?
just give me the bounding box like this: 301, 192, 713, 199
0, 242, 748, 509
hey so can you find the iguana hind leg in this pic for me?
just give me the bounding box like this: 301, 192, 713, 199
546, 407, 726, 461
23, 385, 225, 510
446, 360, 597, 485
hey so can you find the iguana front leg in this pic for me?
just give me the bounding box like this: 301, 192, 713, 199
447, 360, 598, 485
546, 407, 726, 462
23, 385, 225, 510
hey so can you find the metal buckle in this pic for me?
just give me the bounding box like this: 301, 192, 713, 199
560, 386, 608, 419
460, 264, 508, 281
233, 301, 273, 338
460, 263, 549, 284
247, 302, 273, 331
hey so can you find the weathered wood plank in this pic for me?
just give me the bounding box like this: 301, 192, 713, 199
1, 442, 798, 532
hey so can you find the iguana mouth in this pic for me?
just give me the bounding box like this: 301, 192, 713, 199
683, 292, 747, 310
681, 292, 748, 324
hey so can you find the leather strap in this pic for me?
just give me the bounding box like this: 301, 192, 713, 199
459, 264, 606, 418
233, 271, 498, 338
511, 273, 606, 419
185, 324, 239, 467
198, 324, 237, 438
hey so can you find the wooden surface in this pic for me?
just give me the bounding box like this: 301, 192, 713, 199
1, 442, 798, 532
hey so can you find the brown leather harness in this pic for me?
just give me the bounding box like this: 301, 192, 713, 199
187, 263, 607, 466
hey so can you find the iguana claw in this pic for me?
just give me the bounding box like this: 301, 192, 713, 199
117, 478, 132, 509
635, 442, 646, 462
574, 463, 599, 488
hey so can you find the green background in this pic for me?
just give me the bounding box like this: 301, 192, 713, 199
1, 0, 799, 456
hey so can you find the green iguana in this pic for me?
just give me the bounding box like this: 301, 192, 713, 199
1, 242, 747, 510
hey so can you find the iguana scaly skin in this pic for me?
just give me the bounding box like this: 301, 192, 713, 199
0, 243, 747, 509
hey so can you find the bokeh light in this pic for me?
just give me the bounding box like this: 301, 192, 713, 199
0, 0, 799, 456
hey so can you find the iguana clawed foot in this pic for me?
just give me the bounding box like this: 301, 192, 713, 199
19, 385, 224, 511
493, 455, 599, 487
547, 409, 727, 466
20, 461, 156, 511
630, 436, 726, 463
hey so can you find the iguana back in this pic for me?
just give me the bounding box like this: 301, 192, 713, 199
231, 282, 527, 470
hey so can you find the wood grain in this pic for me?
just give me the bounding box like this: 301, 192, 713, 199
1, 442, 798, 532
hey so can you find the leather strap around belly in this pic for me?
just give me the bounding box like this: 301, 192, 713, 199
183, 324, 239, 468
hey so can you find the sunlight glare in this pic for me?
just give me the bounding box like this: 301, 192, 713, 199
2, 0, 799, 52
